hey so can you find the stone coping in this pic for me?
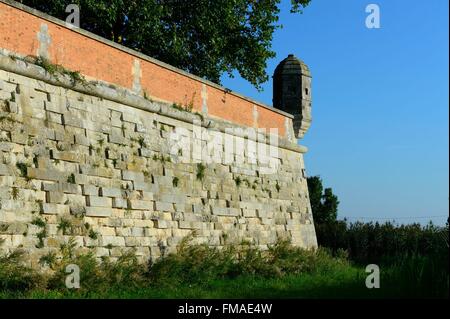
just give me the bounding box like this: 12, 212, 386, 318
0, 52, 307, 154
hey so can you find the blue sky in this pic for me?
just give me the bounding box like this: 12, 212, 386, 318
221, 0, 449, 225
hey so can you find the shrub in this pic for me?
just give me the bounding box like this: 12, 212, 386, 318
47, 250, 103, 291
148, 234, 346, 286
0, 250, 45, 291
0, 232, 447, 298
46, 241, 147, 292
99, 250, 148, 289
148, 235, 237, 285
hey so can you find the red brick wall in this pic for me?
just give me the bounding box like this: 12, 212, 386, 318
0, 1, 289, 136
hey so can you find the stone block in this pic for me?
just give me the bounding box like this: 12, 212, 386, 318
122, 170, 144, 182
41, 203, 70, 215
61, 182, 80, 194
46, 191, 65, 204
100, 236, 125, 247
51, 150, 82, 162
100, 187, 122, 198
131, 227, 144, 237
27, 168, 63, 182
153, 220, 168, 229
133, 181, 153, 191
0, 164, 12, 176
129, 200, 153, 210
98, 227, 116, 236
112, 197, 127, 209
125, 237, 138, 247
82, 185, 99, 196
86, 196, 112, 207
74, 134, 90, 146
212, 207, 240, 216
116, 227, 131, 237
108, 128, 126, 145
154, 201, 174, 212
243, 209, 257, 217
156, 193, 185, 204
85, 207, 113, 217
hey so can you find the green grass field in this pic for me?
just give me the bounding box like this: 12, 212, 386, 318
1, 237, 447, 299
1, 267, 446, 299
0, 267, 364, 299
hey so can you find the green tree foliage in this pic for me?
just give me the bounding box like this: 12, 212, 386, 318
307, 176, 339, 224
19, 0, 311, 89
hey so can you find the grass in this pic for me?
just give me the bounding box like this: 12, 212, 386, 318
0, 258, 446, 299
170, 95, 204, 121
33, 56, 89, 87
137, 136, 146, 148
0, 251, 46, 292
88, 229, 99, 240
31, 217, 46, 228
35, 229, 47, 248
15, 162, 28, 178
1, 270, 366, 299
275, 181, 281, 192
172, 176, 179, 187
57, 218, 73, 235
67, 173, 76, 184
196, 163, 206, 181
152, 153, 171, 163
0, 234, 447, 299
10, 186, 20, 200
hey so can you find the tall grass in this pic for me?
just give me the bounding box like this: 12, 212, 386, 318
315, 220, 449, 298
43, 238, 147, 292
0, 250, 45, 292
380, 253, 449, 298
148, 235, 349, 286
315, 220, 449, 264
0, 237, 350, 298
0, 230, 448, 298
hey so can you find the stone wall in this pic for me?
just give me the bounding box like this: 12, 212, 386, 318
0, 0, 318, 266
0, 53, 317, 266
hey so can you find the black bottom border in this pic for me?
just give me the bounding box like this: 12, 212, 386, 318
1, 298, 448, 318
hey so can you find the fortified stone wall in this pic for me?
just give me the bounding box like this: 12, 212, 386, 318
0, 0, 317, 266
